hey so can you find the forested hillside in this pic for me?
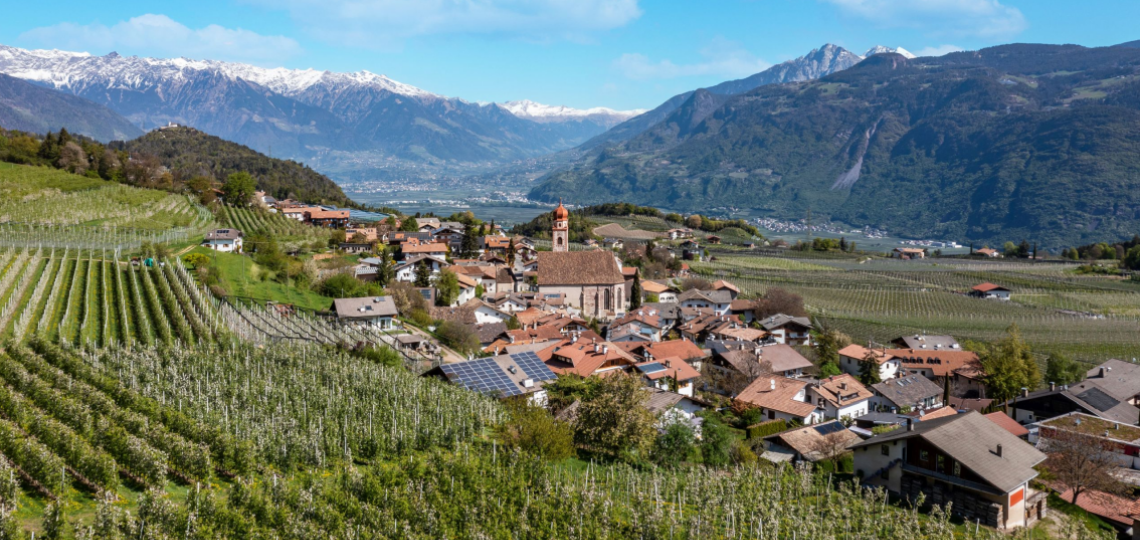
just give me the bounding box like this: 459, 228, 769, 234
115, 126, 351, 205
532, 43, 1140, 248
0, 73, 141, 143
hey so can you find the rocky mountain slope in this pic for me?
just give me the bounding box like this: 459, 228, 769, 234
530, 44, 1140, 248
0, 73, 141, 142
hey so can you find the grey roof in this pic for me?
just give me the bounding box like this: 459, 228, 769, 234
856, 412, 909, 425
1085, 359, 1140, 401
475, 323, 507, 345
205, 229, 242, 240
758, 314, 812, 331
677, 289, 732, 304
644, 388, 687, 415
758, 344, 814, 373
333, 296, 399, 319
707, 339, 759, 356
892, 334, 961, 350
852, 411, 1047, 493
360, 257, 383, 266
643, 302, 680, 320
1007, 379, 1140, 424
872, 375, 944, 407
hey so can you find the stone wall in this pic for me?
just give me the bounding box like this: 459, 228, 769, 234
900, 473, 1003, 528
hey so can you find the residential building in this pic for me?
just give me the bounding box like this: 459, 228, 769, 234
309, 209, 350, 228
644, 388, 706, 434
394, 255, 449, 283
983, 412, 1029, 440
852, 412, 1047, 530
735, 376, 823, 424
640, 280, 679, 303
1036, 412, 1140, 470
1002, 380, 1140, 425
808, 374, 873, 421
677, 288, 732, 315
839, 344, 901, 381
332, 296, 398, 329
634, 356, 702, 397
761, 421, 860, 463
892, 247, 926, 259
871, 375, 944, 412
424, 351, 557, 403
971, 282, 1012, 300
607, 309, 667, 342
886, 348, 985, 397
891, 334, 961, 351
202, 229, 243, 252
339, 242, 372, 254
975, 248, 1002, 258
1085, 359, 1140, 406
757, 314, 814, 345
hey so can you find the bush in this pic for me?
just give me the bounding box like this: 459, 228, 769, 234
183, 253, 210, 268
320, 273, 363, 298
436, 321, 480, 354
653, 422, 695, 469
409, 308, 434, 329
497, 399, 575, 460
351, 345, 402, 368
736, 407, 765, 429
746, 419, 788, 439
698, 417, 735, 467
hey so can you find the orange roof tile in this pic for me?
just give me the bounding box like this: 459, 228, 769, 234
735, 377, 817, 418
838, 344, 895, 365
984, 412, 1029, 437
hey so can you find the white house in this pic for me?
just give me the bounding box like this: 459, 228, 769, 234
839, 344, 901, 381
202, 229, 243, 252
735, 376, 825, 425
807, 374, 873, 421
394, 255, 449, 283
332, 296, 398, 330
472, 302, 511, 325
676, 289, 732, 316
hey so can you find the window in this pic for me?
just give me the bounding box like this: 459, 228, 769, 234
919, 450, 929, 462
603, 288, 613, 311
936, 455, 945, 471
881, 444, 889, 456
953, 461, 961, 477
556, 236, 563, 246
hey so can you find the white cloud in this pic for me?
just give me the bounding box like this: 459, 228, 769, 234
613, 38, 769, 81
913, 44, 965, 57
19, 14, 301, 64
822, 0, 1027, 39
247, 0, 641, 47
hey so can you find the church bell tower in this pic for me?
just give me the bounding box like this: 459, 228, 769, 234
552, 199, 569, 252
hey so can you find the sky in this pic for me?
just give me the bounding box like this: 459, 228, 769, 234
3, 0, 1140, 111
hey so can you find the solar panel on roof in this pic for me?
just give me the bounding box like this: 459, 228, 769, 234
812, 422, 846, 436
440, 359, 521, 398
636, 362, 665, 374
510, 351, 558, 382
1075, 387, 1120, 412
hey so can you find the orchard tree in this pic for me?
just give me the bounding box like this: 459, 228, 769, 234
436, 269, 459, 306
574, 373, 656, 461
222, 171, 256, 207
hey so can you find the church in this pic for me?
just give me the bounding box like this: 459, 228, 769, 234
537, 201, 627, 320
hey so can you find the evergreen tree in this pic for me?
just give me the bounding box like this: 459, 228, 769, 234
981, 324, 1043, 402
461, 225, 478, 257
506, 237, 516, 267
858, 351, 882, 385
839, 237, 848, 251
377, 247, 394, 287
400, 216, 420, 232
630, 272, 643, 310
436, 270, 460, 306
414, 260, 432, 287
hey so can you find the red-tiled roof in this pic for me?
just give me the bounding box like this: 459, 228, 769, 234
971, 282, 1008, 292
838, 344, 894, 365
886, 349, 982, 378
984, 412, 1029, 437
402, 243, 449, 254
735, 377, 817, 418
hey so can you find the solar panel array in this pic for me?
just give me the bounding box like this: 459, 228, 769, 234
636, 362, 665, 374
440, 359, 523, 398
510, 351, 558, 382
813, 422, 846, 436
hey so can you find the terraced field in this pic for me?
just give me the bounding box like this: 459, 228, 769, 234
218, 206, 331, 249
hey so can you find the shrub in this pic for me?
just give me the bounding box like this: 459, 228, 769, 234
653, 421, 695, 469
746, 419, 788, 439
497, 399, 575, 461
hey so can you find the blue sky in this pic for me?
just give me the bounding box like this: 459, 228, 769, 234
3, 0, 1139, 110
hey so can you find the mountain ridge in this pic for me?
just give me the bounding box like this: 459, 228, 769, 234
0, 72, 142, 142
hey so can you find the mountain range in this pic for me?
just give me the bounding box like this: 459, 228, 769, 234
0, 45, 641, 163
0, 72, 141, 142
530, 43, 1140, 248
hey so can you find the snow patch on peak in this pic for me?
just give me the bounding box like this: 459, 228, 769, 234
499, 100, 645, 123
862, 46, 916, 59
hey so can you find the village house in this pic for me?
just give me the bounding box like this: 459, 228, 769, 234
808, 374, 873, 421
710, 280, 740, 300
634, 356, 702, 397
481, 235, 511, 255
975, 248, 1002, 258
603, 238, 624, 250
394, 255, 449, 283
387, 231, 434, 246
871, 374, 945, 412
677, 288, 733, 315
983, 412, 1030, 440
887, 348, 987, 398
1085, 359, 1140, 406
853, 412, 1047, 530
399, 242, 450, 260
1002, 379, 1140, 425
971, 282, 1012, 300
729, 299, 758, 323
761, 421, 860, 464
757, 314, 814, 346
641, 280, 679, 303
346, 227, 379, 242
666, 228, 693, 240
541, 339, 640, 378
338, 242, 372, 255
309, 209, 350, 228
892, 247, 926, 259
680, 240, 703, 261
617, 339, 710, 371
676, 311, 743, 342
282, 206, 320, 221
453, 273, 480, 306
890, 334, 961, 350
332, 296, 399, 330
202, 228, 243, 252
414, 217, 441, 231
645, 387, 706, 434
839, 344, 901, 381
735, 376, 824, 424
1036, 412, 1140, 470
607, 309, 667, 342
432, 225, 467, 252
424, 351, 557, 403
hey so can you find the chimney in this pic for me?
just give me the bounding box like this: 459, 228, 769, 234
666, 359, 672, 368
1021, 387, 1029, 398
1049, 382, 1056, 392
840, 382, 847, 391
907, 418, 914, 432
996, 444, 1003, 457
1099, 366, 1109, 378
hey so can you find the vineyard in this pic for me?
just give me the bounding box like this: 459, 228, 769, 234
694, 252, 1140, 362
218, 206, 331, 249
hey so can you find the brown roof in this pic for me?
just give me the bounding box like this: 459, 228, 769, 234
711, 280, 739, 294
402, 242, 450, 254
735, 376, 817, 418
309, 209, 349, 219
637, 339, 709, 363
712, 326, 768, 342
838, 344, 894, 365
907, 405, 958, 421
729, 299, 757, 312
971, 282, 1008, 292
484, 236, 510, 249
773, 422, 861, 461
886, 349, 983, 378
537, 250, 625, 286
542, 340, 640, 377
758, 344, 814, 373
975, 248, 999, 256
641, 280, 675, 294
640, 358, 701, 383
515, 307, 549, 327
813, 374, 874, 408
984, 412, 1029, 437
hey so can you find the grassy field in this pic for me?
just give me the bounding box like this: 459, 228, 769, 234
694, 251, 1140, 364
191, 246, 334, 311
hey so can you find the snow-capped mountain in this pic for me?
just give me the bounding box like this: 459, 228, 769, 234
0, 44, 627, 163
862, 46, 917, 59
498, 100, 644, 127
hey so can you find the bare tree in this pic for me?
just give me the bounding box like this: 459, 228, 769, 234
754, 287, 808, 320
807, 430, 855, 462
705, 355, 773, 397
1043, 427, 1126, 504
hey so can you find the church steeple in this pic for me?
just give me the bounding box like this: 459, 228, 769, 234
552, 199, 569, 252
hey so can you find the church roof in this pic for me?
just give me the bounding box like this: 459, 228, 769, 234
537, 251, 624, 286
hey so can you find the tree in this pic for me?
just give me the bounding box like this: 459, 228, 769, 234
981, 324, 1042, 402
838, 237, 848, 252
699, 416, 735, 467
1003, 241, 1018, 257
41, 501, 72, 540
858, 351, 882, 385
497, 398, 575, 460
1124, 245, 1140, 270
710, 358, 773, 397
460, 224, 478, 257
544, 373, 599, 414
436, 269, 460, 306
1018, 239, 1031, 258
349, 232, 369, 244
376, 248, 394, 287
574, 373, 657, 461
1045, 353, 1085, 386
399, 216, 420, 232
814, 326, 851, 378
222, 171, 256, 207
653, 421, 695, 469
183, 253, 210, 268
754, 287, 807, 320
414, 260, 433, 287
1044, 427, 1125, 504
437, 321, 480, 354
506, 237, 516, 267
320, 273, 363, 298
387, 281, 427, 314
630, 272, 643, 310
686, 215, 703, 229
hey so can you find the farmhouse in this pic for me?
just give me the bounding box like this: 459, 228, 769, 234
808, 374, 873, 421
971, 282, 1011, 300
892, 247, 926, 259
757, 314, 813, 345
734, 376, 823, 425
853, 412, 1047, 530
975, 248, 1002, 258
202, 229, 243, 252
838, 344, 901, 381
871, 375, 944, 413
332, 296, 398, 329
